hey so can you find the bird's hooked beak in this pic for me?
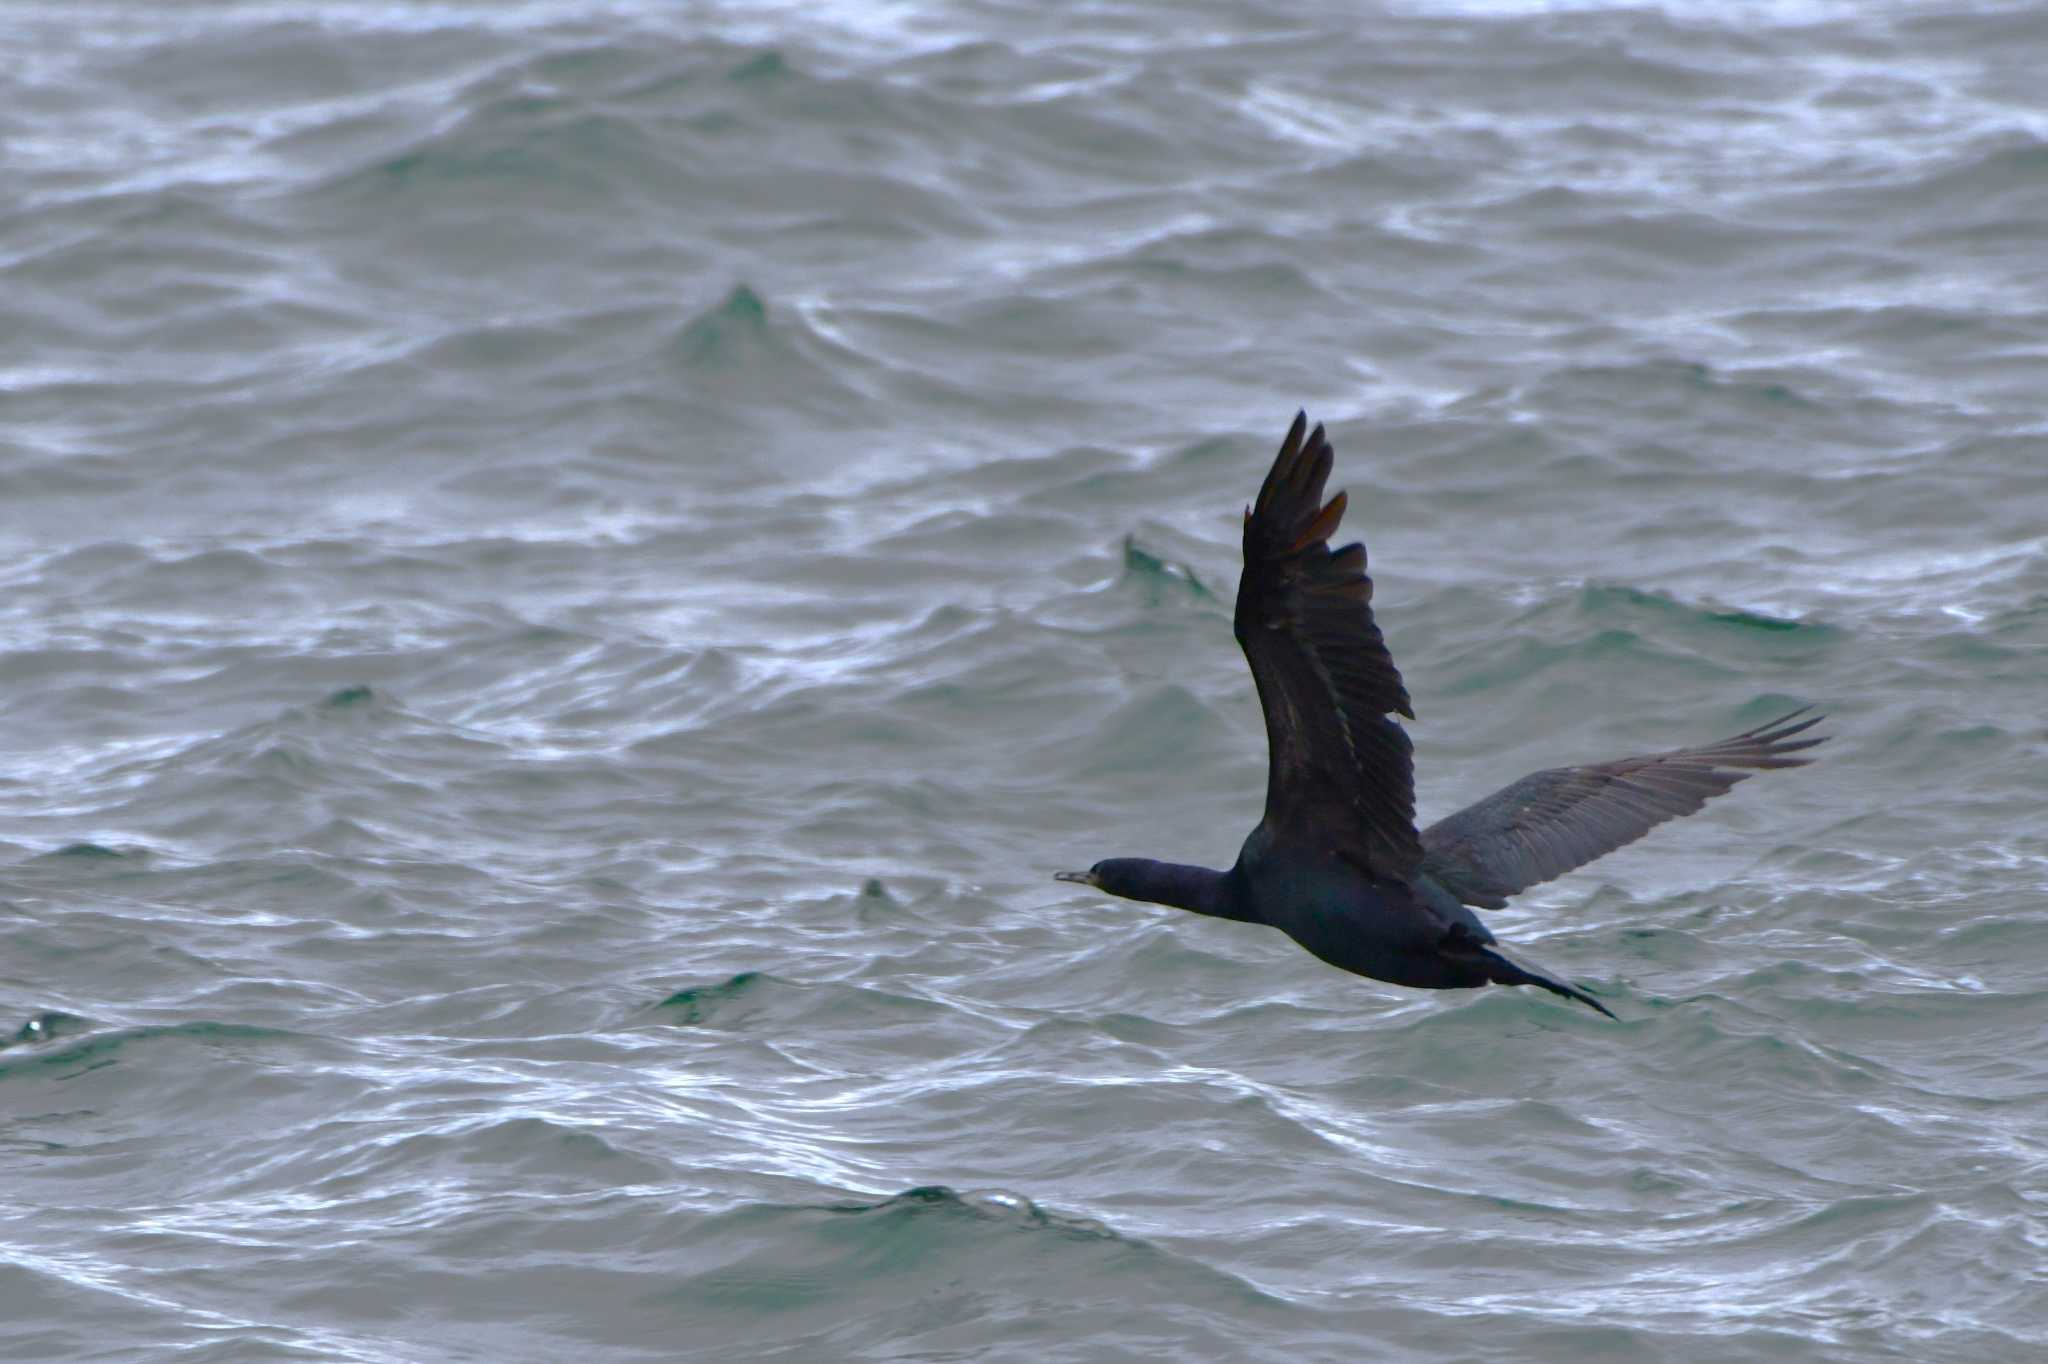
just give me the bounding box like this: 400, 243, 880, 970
1053, 869, 1101, 888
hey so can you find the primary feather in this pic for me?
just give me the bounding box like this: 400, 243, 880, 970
1234, 413, 1421, 880
1420, 709, 1828, 909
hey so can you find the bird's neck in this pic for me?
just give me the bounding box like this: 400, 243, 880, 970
1123, 861, 1252, 923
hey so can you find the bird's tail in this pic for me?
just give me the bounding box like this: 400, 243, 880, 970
1478, 944, 1616, 1019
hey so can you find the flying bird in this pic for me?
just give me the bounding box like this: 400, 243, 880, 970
1056, 413, 1825, 1017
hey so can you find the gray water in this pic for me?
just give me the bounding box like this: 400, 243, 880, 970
3, 2, 2046, 1360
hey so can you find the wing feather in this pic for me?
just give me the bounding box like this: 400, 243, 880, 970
1234, 413, 1420, 879
1419, 708, 1828, 908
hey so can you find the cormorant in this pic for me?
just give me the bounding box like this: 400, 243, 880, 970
1056, 413, 1825, 1018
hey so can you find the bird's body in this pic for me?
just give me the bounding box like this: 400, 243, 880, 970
1057, 413, 1825, 1018
1239, 829, 1447, 983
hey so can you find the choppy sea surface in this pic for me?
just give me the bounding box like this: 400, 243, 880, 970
4, 1, 2046, 1359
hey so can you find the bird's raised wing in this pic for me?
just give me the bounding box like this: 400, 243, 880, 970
1235, 413, 1421, 879
1419, 708, 1827, 908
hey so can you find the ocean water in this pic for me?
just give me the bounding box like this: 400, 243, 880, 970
3, 1, 2046, 1359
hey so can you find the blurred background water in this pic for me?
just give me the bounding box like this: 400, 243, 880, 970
3, 1, 2046, 1359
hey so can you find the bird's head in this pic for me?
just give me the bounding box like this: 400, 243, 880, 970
1053, 858, 1151, 901
1055, 858, 1237, 919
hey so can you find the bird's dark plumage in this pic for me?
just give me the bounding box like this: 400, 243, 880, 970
1057, 413, 1826, 1019
1419, 708, 1827, 910
1235, 411, 1421, 880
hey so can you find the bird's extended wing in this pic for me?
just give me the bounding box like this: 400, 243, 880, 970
1419, 708, 1828, 908
1235, 412, 1421, 879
